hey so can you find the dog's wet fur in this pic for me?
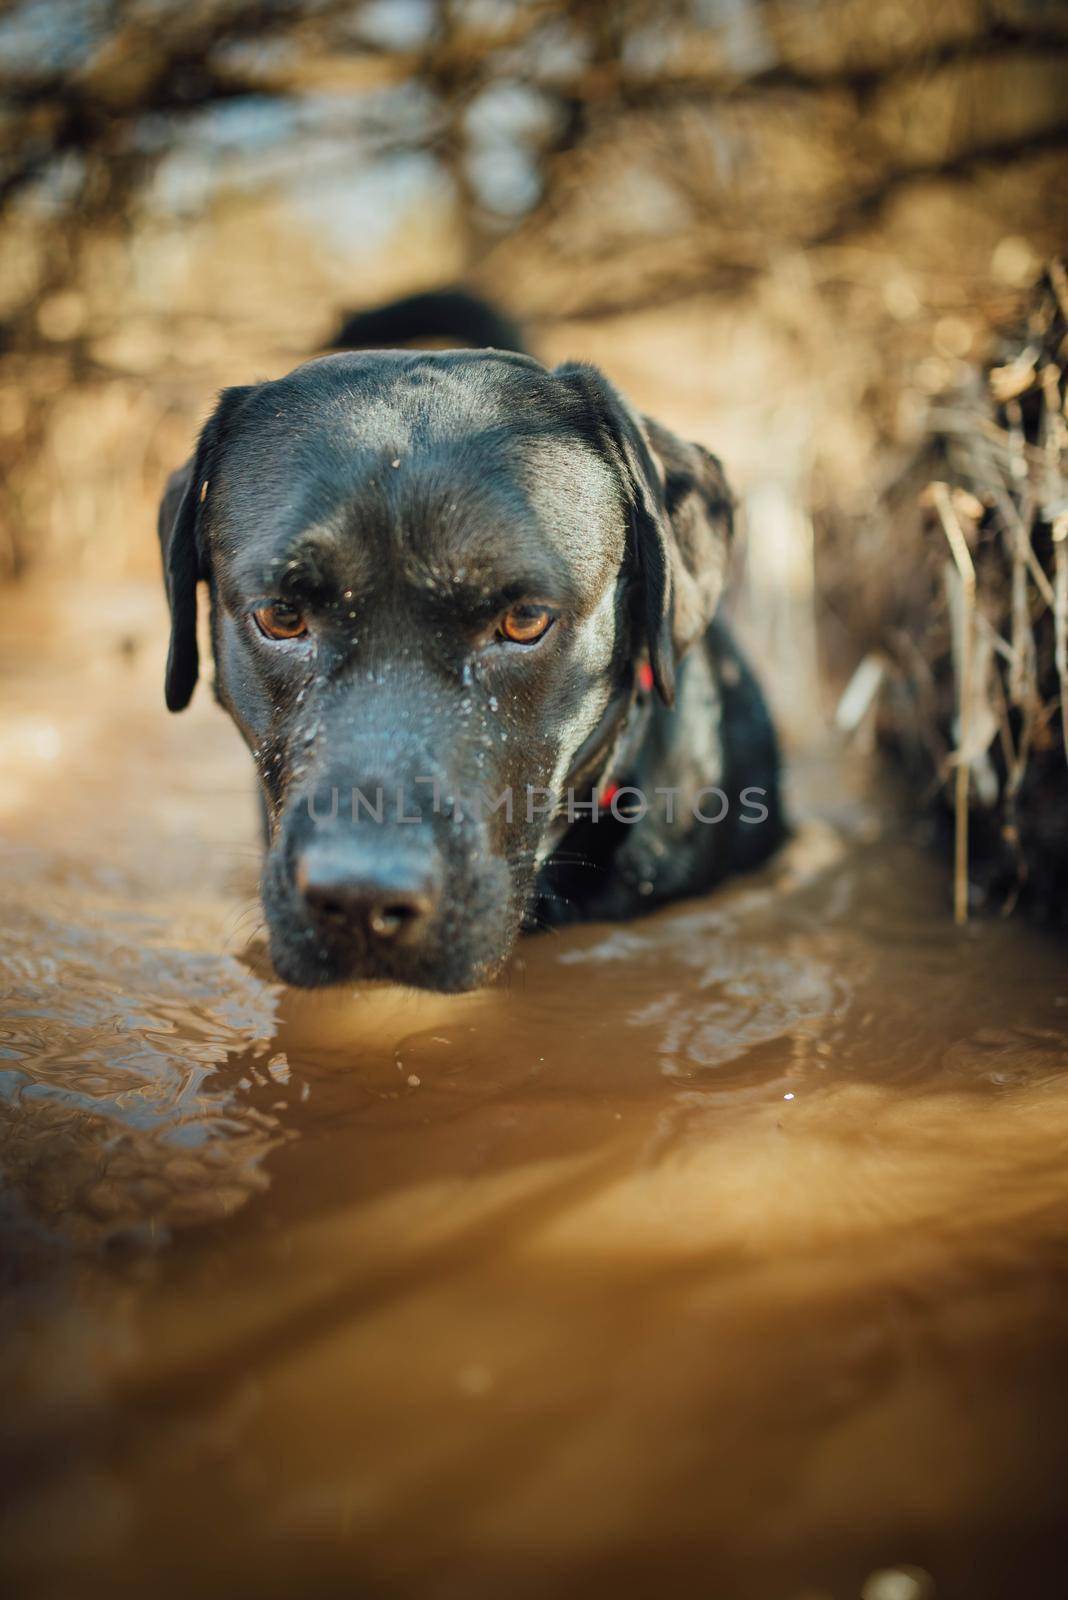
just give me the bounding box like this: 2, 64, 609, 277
158, 295, 784, 991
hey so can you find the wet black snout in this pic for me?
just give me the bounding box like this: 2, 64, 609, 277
295, 841, 439, 947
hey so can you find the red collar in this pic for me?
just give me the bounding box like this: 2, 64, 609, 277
600, 661, 653, 806
542, 656, 655, 851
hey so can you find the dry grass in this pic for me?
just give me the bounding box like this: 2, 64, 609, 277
858, 263, 1068, 923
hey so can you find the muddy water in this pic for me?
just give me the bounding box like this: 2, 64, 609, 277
2, 585, 1068, 1600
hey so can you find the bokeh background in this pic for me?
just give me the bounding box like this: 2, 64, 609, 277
1, 0, 1066, 748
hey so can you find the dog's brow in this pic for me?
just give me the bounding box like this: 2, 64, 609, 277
237, 528, 358, 600
418, 566, 575, 613
403, 531, 573, 606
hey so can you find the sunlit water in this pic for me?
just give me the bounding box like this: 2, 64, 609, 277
3, 586, 1068, 1600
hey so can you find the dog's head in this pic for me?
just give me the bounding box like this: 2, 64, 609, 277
158, 350, 733, 990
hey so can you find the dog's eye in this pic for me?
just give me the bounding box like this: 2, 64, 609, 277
497, 605, 554, 645
253, 601, 308, 640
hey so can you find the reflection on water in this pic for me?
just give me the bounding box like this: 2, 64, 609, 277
2, 585, 1068, 1600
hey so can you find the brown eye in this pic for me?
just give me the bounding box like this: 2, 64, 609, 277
497, 605, 554, 645
253, 601, 308, 640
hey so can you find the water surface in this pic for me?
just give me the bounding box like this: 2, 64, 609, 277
2, 586, 1068, 1600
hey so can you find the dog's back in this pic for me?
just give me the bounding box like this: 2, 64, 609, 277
331, 287, 528, 358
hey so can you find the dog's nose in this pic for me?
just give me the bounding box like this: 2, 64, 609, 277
295, 844, 438, 944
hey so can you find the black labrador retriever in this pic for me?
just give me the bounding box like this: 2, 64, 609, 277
157, 292, 783, 992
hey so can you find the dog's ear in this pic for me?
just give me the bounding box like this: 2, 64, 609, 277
157, 386, 254, 711
554, 363, 734, 706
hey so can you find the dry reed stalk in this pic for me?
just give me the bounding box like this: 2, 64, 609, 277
1054, 512, 1068, 769
1043, 358, 1068, 769
927, 481, 978, 925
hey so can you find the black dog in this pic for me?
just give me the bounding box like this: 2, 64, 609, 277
157, 292, 783, 992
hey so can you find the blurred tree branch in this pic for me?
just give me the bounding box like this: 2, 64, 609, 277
0, 0, 1065, 575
